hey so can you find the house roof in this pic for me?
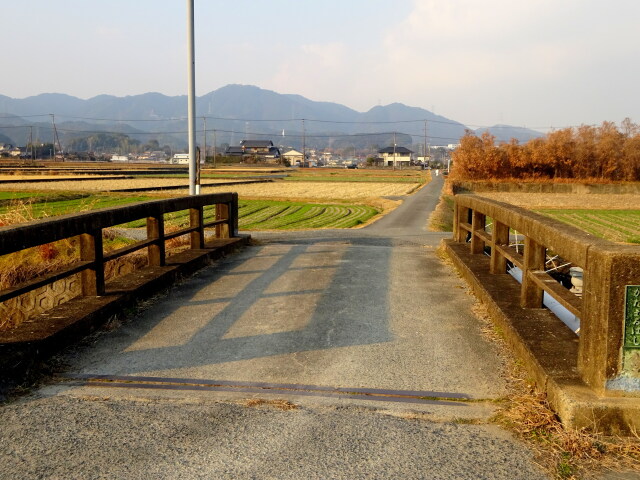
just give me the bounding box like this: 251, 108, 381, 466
240, 140, 274, 148
378, 146, 413, 154
225, 146, 245, 155
283, 149, 303, 156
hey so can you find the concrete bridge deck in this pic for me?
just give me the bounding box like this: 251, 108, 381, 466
0, 176, 552, 479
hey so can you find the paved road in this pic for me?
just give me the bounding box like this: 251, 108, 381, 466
0, 175, 550, 479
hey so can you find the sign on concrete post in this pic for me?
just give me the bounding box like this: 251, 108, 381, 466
624, 285, 640, 349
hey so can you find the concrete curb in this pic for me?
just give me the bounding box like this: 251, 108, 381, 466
444, 239, 640, 435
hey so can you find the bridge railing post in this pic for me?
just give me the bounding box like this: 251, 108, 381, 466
579, 245, 640, 393
79, 229, 105, 296
146, 214, 166, 266
490, 221, 509, 274
216, 202, 230, 239
454, 205, 470, 243
520, 236, 546, 309
190, 207, 205, 249
229, 193, 239, 237
470, 210, 486, 254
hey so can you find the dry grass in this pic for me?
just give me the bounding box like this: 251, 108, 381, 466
0, 175, 128, 181
475, 192, 640, 210
0, 177, 254, 192
467, 291, 640, 479
428, 194, 455, 231
242, 398, 298, 410
199, 181, 418, 200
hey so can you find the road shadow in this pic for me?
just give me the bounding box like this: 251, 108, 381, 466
68, 234, 395, 376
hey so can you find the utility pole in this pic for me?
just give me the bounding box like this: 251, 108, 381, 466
213, 129, 217, 168
424, 120, 428, 168
302, 119, 306, 168
50, 114, 63, 161
186, 0, 197, 195
393, 131, 397, 171
29, 126, 34, 163
202, 117, 207, 164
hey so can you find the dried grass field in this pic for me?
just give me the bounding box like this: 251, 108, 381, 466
0, 177, 256, 192
476, 192, 640, 210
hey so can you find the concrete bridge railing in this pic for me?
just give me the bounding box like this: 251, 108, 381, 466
450, 194, 640, 397
0, 193, 239, 325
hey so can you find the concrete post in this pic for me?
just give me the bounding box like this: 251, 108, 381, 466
490, 221, 509, 274
521, 236, 545, 309
579, 245, 640, 393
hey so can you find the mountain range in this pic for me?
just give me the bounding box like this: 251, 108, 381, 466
0, 84, 543, 152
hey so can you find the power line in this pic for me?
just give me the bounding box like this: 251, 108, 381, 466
0, 112, 604, 131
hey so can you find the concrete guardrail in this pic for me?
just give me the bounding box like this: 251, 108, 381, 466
445, 193, 640, 433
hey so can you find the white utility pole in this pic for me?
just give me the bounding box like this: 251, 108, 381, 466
187, 0, 198, 194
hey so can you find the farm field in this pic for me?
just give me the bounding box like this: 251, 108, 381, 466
0, 177, 262, 192
0, 193, 153, 218
120, 199, 378, 230
468, 191, 640, 243
0, 167, 427, 229
0, 193, 379, 230
282, 168, 429, 183
476, 192, 640, 210
198, 181, 418, 200
537, 209, 640, 244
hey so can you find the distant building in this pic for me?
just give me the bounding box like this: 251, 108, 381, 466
283, 149, 304, 164
377, 146, 413, 167
224, 140, 281, 161
171, 153, 190, 164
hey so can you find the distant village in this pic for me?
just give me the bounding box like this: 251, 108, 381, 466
1, 139, 458, 169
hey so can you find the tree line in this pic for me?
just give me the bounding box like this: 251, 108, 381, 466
450, 119, 640, 182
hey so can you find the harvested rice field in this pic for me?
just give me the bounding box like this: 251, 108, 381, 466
0, 175, 130, 181
0, 177, 263, 192
197, 181, 419, 200
476, 192, 640, 209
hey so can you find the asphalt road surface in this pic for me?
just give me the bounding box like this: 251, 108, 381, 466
0, 174, 552, 479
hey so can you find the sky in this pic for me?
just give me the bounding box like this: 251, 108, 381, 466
2, 0, 640, 130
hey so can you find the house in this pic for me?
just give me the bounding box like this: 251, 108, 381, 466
377, 146, 413, 167
0, 144, 14, 157
224, 146, 245, 157
9, 146, 23, 157
225, 140, 281, 161
240, 140, 274, 154
283, 149, 304, 164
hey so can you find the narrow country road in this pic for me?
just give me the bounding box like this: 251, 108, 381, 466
0, 175, 549, 479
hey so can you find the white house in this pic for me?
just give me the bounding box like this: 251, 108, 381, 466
378, 146, 413, 167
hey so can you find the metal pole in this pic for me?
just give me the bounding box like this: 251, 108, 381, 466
213, 129, 217, 167
393, 131, 397, 171
424, 120, 428, 167
302, 118, 306, 168
203, 117, 207, 165
187, 0, 197, 195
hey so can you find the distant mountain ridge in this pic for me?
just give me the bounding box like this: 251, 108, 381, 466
0, 85, 543, 150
